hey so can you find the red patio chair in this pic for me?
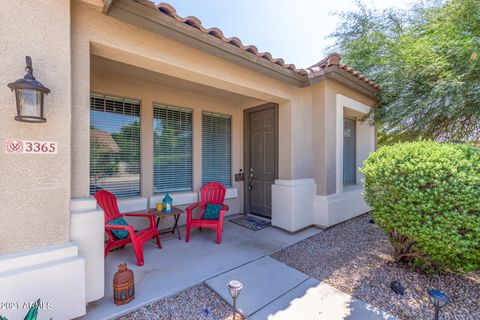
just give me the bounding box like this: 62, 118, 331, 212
185, 182, 229, 244
94, 190, 161, 266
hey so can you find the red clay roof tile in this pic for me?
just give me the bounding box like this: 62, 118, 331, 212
133, 1, 378, 90
306, 53, 380, 90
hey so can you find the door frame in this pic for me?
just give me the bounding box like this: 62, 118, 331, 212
243, 103, 279, 217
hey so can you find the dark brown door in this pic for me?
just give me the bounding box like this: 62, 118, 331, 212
244, 104, 278, 218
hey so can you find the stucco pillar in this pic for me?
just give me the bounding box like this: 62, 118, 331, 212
141, 98, 154, 197
192, 108, 202, 191
71, 24, 91, 198
272, 96, 316, 232
277, 101, 293, 179
311, 82, 328, 196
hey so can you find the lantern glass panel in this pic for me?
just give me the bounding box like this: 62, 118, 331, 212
17, 89, 43, 118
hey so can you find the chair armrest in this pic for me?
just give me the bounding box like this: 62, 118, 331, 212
123, 212, 157, 228
105, 224, 132, 230
123, 212, 152, 217
105, 224, 136, 240
222, 204, 229, 211
186, 203, 199, 222
185, 203, 199, 212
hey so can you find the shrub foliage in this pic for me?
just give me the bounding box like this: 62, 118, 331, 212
361, 141, 480, 272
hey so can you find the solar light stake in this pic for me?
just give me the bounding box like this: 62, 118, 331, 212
427, 289, 450, 320
227, 280, 243, 319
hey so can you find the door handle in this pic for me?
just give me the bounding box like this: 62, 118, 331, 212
248, 168, 254, 190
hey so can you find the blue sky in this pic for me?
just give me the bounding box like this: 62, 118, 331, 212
156, 0, 409, 68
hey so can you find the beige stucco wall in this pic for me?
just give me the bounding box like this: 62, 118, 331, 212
71, 1, 315, 199
312, 82, 327, 195
0, 0, 71, 254
90, 66, 245, 209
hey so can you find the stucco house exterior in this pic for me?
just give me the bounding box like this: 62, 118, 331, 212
0, 0, 379, 318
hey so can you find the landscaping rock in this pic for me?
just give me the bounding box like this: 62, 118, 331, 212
116, 284, 243, 320
271, 214, 480, 320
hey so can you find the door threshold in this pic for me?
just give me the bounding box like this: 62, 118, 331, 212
246, 213, 271, 222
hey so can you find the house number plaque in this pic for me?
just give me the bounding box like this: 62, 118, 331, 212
5, 139, 57, 154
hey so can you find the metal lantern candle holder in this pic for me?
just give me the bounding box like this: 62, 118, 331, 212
427, 289, 450, 320
162, 193, 173, 213
113, 263, 135, 305
7, 56, 50, 123
227, 280, 243, 319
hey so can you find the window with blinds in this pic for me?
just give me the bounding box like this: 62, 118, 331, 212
153, 104, 193, 193
202, 112, 232, 187
90, 93, 141, 197
343, 118, 356, 186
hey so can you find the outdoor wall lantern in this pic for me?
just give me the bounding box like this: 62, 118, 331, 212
7, 56, 50, 123
427, 289, 450, 320
227, 280, 243, 319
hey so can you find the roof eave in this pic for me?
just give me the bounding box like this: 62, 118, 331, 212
102, 0, 115, 14
308, 66, 379, 99
106, 0, 310, 87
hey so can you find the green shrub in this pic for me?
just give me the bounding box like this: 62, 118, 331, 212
360, 141, 480, 273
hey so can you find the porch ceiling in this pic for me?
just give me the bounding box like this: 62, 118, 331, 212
91, 55, 263, 104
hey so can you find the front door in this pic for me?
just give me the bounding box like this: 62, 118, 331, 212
244, 104, 278, 218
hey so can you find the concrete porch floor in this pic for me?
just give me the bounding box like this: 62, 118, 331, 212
81, 215, 320, 320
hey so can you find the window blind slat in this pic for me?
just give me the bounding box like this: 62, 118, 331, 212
202, 112, 232, 187
343, 118, 356, 186
153, 104, 193, 193
90, 94, 141, 197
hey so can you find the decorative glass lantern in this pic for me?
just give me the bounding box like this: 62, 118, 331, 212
113, 263, 135, 305
228, 280, 243, 320
7, 56, 50, 123
162, 193, 173, 213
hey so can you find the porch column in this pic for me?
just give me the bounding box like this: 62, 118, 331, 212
141, 98, 154, 198
272, 98, 316, 232
71, 26, 91, 198
192, 108, 203, 191
69, 6, 105, 305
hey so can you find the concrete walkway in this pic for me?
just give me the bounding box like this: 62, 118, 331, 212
206, 256, 397, 320
82, 216, 320, 320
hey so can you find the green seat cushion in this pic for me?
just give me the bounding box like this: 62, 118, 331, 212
203, 204, 223, 220
109, 217, 129, 239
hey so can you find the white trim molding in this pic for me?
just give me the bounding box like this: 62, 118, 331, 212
71, 197, 105, 303
313, 187, 371, 227
0, 243, 86, 319
335, 94, 375, 195
272, 179, 316, 232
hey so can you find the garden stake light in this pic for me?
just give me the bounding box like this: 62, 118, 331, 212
227, 280, 243, 319
427, 289, 450, 320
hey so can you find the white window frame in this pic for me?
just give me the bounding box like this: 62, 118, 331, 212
335, 94, 375, 194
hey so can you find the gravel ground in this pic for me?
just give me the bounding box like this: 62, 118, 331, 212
117, 284, 243, 320
271, 214, 480, 320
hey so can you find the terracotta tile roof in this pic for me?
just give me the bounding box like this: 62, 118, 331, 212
132, 1, 379, 90
91, 129, 120, 153
135, 1, 304, 73
306, 53, 380, 90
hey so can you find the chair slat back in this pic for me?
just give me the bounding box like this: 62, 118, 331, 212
200, 182, 226, 205
94, 190, 123, 223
